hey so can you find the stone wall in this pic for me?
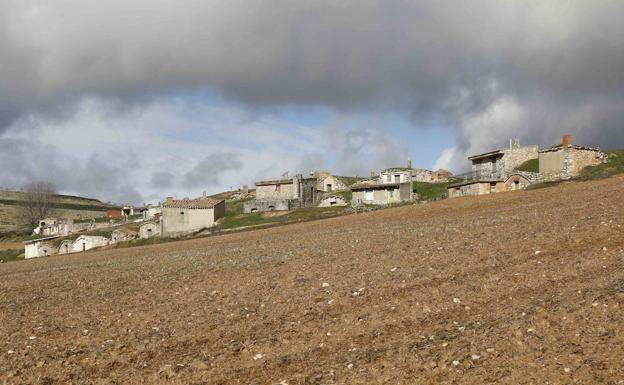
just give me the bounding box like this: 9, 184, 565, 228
256, 181, 297, 200
471, 145, 539, 180
448, 181, 506, 199
243, 199, 296, 213
540, 147, 605, 181
412, 169, 433, 182
501, 145, 539, 176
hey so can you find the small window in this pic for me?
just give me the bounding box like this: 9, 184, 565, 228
180, 211, 185, 215
268, 205, 275, 211
147, 228, 152, 232
275, 184, 281, 192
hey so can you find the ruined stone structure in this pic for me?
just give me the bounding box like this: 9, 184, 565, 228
412, 169, 452, 183
139, 221, 161, 239
318, 194, 348, 207
539, 136, 606, 181
244, 174, 319, 213
161, 196, 225, 237
111, 229, 134, 243
351, 168, 413, 205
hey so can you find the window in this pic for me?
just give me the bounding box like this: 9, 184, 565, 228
326, 184, 332, 192
275, 184, 281, 192
490, 183, 496, 193
394, 174, 401, 183
386, 175, 391, 183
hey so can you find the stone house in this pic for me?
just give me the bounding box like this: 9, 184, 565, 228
469, 140, 539, 180
24, 236, 59, 259
71, 235, 109, 253
244, 174, 318, 213
161, 196, 225, 237
449, 140, 540, 199
139, 220, 161, 239
539, 135, 606, 181
351, 168, 413, 205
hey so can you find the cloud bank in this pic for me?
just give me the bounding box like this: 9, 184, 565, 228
1, 0, 624, 198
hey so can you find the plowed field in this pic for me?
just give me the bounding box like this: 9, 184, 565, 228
1, 176, 624, 384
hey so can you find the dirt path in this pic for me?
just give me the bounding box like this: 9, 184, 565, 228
1, 176, 623, 384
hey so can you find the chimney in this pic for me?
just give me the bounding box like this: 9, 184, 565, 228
562, 134, 572, 147
407, 157, 412, 169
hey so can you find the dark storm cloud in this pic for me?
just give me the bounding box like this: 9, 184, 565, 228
1, 0, 624, 168
183, 152, 242, 189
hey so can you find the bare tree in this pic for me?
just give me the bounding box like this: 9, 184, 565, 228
21, 182, 57, 230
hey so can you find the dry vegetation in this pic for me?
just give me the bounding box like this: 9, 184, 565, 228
1, 176, 623, 384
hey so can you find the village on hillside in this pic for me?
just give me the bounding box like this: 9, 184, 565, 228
12, 134, 611, 261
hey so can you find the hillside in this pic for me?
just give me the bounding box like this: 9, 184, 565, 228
0, 189, 118, 233
1, 176, 623, 383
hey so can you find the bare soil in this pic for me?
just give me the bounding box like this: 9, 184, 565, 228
1, 176, 624, 384
0, 242, 22, 250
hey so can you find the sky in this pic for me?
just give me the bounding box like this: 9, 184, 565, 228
1, 1, 623, 204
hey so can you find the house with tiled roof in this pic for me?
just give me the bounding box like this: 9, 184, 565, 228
161, 194, 225, 237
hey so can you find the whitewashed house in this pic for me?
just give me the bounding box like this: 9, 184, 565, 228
23, 236, 59, 259
71, 235, 109, 253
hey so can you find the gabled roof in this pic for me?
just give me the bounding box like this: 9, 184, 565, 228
468, 149, 504, 161
162, 197, 223, 209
